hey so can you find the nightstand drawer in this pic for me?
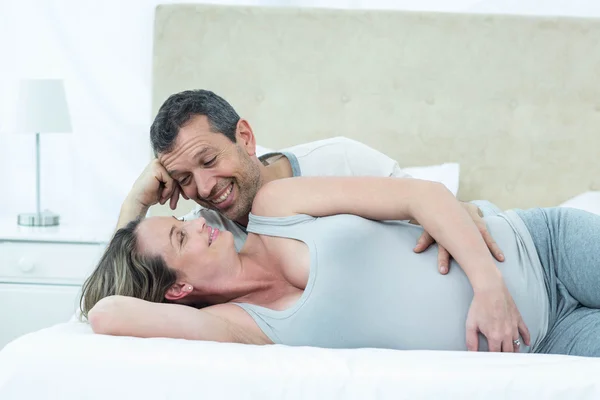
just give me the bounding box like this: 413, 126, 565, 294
0, 241, 106, 284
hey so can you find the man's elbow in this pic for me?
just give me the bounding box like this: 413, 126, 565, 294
88, 295, 126, 335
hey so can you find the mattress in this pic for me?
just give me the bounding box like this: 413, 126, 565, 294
1, 320, 599, 399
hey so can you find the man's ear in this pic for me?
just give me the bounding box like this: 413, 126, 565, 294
236, 119, 257, 156
164, 282, 193, 301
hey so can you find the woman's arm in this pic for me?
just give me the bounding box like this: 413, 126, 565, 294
253, 177, 499, 290
88, 295, 266, 344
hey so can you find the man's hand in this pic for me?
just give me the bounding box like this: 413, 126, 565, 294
412, 202, 504, 274
128, 159, 187, 211
116, 160, 188, 229
466, 279, 531, 352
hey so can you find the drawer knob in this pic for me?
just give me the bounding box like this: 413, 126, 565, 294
17, 257, 36, 273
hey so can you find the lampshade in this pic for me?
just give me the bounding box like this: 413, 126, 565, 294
16, 79, 72, 133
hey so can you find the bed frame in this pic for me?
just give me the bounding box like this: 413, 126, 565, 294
150, 4, 600, 216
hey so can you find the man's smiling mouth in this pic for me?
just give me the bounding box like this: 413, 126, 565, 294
212, 183, 233, 204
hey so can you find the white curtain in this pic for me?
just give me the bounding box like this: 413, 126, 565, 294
1, 0, 598, 226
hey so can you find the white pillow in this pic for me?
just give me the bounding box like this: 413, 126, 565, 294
403, 163, 460, 196
559, 191, 600, 215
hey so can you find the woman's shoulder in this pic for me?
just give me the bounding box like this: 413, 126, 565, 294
206, 303, 274, 345
248, 212, 316, 227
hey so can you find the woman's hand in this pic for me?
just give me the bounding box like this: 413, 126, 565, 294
465, 279, 531, 352
413, 202, 505, 274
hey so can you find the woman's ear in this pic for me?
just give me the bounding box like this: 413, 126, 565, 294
164, 282, 193, 301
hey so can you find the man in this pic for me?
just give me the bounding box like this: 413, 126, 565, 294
117, 89, 505, 273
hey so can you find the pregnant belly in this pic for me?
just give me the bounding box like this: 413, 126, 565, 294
298, 217, 539, 352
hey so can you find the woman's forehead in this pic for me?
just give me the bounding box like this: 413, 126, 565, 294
137, 217, 179, 252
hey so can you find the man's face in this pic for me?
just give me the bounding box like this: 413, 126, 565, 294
158, 115, 262, 224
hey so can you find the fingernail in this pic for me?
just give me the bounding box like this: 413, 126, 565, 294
440, 266, 447, 274
499, 253, 505, 261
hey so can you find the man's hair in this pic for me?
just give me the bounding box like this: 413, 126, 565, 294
79, 218, 178, 319
150, 89, 241, 156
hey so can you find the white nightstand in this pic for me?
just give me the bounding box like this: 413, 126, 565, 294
0, 219, 112, 349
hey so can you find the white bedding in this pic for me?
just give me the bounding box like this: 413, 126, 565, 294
2, 194, 598, 399
559, 191, 600, 215
2, 195, 598, 399
1, 321, 600, 399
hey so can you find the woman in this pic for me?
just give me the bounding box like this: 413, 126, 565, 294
81, 177, 600, 357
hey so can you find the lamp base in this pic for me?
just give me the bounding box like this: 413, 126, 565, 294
18, 212, 60, 227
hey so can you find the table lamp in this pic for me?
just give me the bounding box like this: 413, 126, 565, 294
16, 79, 72, 227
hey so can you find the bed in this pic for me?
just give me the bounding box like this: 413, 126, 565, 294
1, 4, 600, 399
2, 320, 600, 399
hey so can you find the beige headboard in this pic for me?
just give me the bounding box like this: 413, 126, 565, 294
151, 4, 600, 216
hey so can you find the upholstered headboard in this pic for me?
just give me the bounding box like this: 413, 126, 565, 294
151, 4, 600, 216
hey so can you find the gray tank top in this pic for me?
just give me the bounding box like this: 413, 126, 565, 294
234, 211, 549, 353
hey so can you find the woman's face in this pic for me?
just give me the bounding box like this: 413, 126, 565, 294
135, 216, 237, 301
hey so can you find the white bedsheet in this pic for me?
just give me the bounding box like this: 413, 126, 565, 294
1, 321, 599, 399
3, 195, 599, 399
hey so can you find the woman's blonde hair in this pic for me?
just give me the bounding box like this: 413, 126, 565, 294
79, 217, 178, 319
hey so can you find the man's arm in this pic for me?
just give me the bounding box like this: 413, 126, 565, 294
115, 160, 186, 230
253, 176, 496, 290
252, 176, 530, 352
336, 137, 504, 268
116, 195, 149, 230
